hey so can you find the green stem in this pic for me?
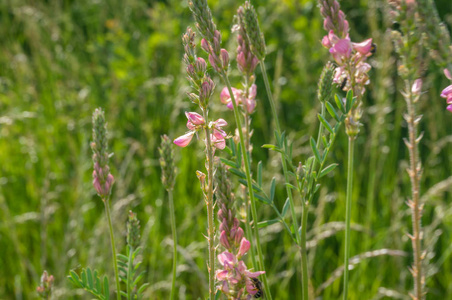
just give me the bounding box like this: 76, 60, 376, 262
259, 62, 300, 245
103, 198, 121, 300
243, 76, 257, 269
343, 136, 355, 300
127, 246, 133, 300
202, 108, 216, 300
168, 189, 177, 300
300, 202, 309, 300
220, 71, 272, 300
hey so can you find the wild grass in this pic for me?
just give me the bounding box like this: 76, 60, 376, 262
0, 0, 451, 299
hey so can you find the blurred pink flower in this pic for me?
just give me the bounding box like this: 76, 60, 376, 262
174, 131, 195, 147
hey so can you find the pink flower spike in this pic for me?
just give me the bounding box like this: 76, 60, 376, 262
352, 38, 373, 55
237, 238, 250, 257
447, 104, 452, 113
174, 131, 195, 147
411, 79, 422, 95
185, 112, 205, 125
444, 68, 452, 80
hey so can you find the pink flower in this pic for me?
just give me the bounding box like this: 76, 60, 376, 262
329, 38, 352, 63
220, 87, 242, 109
352, 38, 373, 56
440, 85, 452, 104
185, 111, 205, 126
174, 131, 195, 147
411, 79, 422, 95
237, 238, 250, 257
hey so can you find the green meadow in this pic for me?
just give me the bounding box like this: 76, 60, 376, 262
0, 0, 451, 299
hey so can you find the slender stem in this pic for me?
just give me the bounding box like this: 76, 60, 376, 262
405, 80, 423, 300
168, 189, 177, 300
343, 136, 355, 300
103, 198, 121, 300
300, 202, 309, 300
202, 108, 216, 300
127, 246, 133, 300
220, 71, 272, 300
260, 62, 300, 245
299, 102, 325, 300
243, 76, 257, 268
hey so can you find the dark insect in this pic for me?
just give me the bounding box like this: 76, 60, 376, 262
340, 77, 347, 90
370, 43, 377, 55
250, 277, 263, 298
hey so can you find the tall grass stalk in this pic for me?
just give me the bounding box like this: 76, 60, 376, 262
168, 190, 177, 300
103, 198, 121, 300
343, 136, 354, 300
404, 79, 423, 300
220, 71, 272, 300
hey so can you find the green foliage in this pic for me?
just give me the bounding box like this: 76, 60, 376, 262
117, 246, 149, 300
68, 268, 110, 300
0, 0, 451, 299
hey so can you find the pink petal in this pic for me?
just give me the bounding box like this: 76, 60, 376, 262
411, 79, 422, 94
352, 38, 372, 55
220, 87, 231, 104
444, 68, 452, 80
237, 238, 250, 257
249, 84, 257, 99
215, 118, 228, 127
440, 85, 452, 98
447, 104, 452, 113
185, 112, 205, 125
174, 131, 195, 147
246, 270, 265, 278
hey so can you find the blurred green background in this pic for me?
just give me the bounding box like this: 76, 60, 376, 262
0, 0, 451, 299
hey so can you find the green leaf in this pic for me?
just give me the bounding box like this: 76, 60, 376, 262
81, 269, 87, 286
257, 219, 280, 228
137, 283, 150, 294
310, 137, 321, 163
257, 161, 263, 187
117, 254, 128, 262
282, 198, 290, 217
319, 163, 338, 178
335, 94, 346, 113
103, 276, 110, 300
238, 179, 263, 193
254, 193, 271, 204
325, 101, 340, 122
285, 183, 296, 190
318, 114, 334, 134
262, 144, 277, 150
229, 168, 246, 179
87, 268, 94, 289
219, 158, 237, 168
270, 177, 276, 203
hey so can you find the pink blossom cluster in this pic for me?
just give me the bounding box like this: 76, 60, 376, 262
92, 160, 115, 199
322, 31, 373, 96
216, 194, 264, 298
236, 33, 259, 76
174, 112, 228, 149
440, 69, 452, 113
217, 248, 265, 299
220, 85, 257, 114
320, 0, 373, 97
200, 30, 229, 73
